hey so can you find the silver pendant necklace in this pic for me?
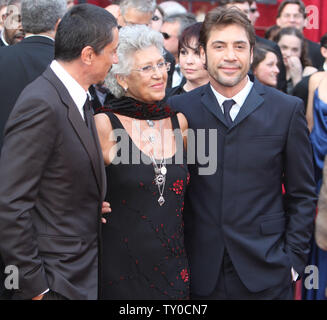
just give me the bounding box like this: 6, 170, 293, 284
136, 119, 167, 206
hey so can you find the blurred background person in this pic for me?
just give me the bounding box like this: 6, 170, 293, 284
265, 25, 281, 42
248, 0, 260, 26
150, 4, 164, 32
292, 33, 327, 111
251, 45, 280, 88
0, 0, 8, 31
276, 0, 324, 70
274, 27, 317, 94
66, 0, 74, 9
94, 25, 190, 300
160, 13, 197, 87
0, 0, 24, 46
105, 0, 124, 27
168, 22, 208, 96
159, 0, 187, 17
119, 0, 154, 26
0, 0, 65, 151
316, 158, 327, 252
319, 33, 327, 72
302, 65, 327, 300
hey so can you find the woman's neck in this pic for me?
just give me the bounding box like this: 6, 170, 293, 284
183, 78, 209, 92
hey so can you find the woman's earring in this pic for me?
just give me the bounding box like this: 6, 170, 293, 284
124, 87, 128, 92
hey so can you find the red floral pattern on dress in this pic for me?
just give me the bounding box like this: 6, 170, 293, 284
180, 269, 189, 283
170, 180, 184, 195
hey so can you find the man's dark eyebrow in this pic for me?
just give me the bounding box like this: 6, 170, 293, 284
211, 40, 248, 45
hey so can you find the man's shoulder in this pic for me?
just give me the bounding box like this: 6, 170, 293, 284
169, 84, 207, 103
260, 83, 304, 112
256, 36, 276, 48
17, 70, 58, 102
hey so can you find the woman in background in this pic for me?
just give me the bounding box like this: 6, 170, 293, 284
274, 27, 317, 94
302, 70, 327, 300
167, 22, 209, 97
251, 45, 280, 88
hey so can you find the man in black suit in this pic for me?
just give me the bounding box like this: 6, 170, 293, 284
0, 3, 118, 300
276, 0, 324, 70
0, 0, 24, 47
169, 7, 316, 299
0, 0, 66, 300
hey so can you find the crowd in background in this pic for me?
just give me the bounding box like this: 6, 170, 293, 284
0, 0, 326, 300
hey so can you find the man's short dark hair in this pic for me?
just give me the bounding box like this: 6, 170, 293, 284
199, 7, 256, 52
277, 0, 306, 19
55, 4, 118, 62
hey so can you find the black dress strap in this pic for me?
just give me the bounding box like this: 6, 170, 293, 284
104, 111, 124, 130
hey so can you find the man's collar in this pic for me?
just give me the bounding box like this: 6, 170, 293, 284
210, 76, 254, 108
0, 29, 9, 46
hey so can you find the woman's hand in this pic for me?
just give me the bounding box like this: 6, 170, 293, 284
101, 201, 112, 224
287, 56, 303, 86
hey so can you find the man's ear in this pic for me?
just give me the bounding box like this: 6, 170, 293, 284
54, 18, 61, 33
80, 46, 94, 66
200, 45, 206, 66
276, 17, 281, 27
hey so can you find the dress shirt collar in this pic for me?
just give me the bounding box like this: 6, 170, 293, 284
24, 34, 54, 42
50, 60, 88, 119
210, 76, 253, 109
1, 29, 9, 46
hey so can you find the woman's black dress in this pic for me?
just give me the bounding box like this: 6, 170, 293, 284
101, 112, 190, 300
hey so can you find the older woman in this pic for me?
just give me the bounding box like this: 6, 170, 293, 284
95, 25, 190, 300
168, 22, 209, 96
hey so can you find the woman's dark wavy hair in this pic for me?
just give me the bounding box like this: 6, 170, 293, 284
273, 26, 312, 67
178, 22, 202, 56
251, 45, 280, 73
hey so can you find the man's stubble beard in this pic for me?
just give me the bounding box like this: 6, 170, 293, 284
205, 56, 250, 88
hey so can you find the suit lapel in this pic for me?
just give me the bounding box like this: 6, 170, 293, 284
232, 80, 265, 128
201, 79, 266, 129
43, 67, 104, 194
201, 84, 228, 127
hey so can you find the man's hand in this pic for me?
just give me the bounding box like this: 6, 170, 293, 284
32, 294, 44, 300
101, 201, 111, 224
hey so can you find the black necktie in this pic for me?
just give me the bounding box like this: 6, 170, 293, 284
222, 99, 235, 128
83, 97, 92, 129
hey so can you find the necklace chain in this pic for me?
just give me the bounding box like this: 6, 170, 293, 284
134, 119, 167, 206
